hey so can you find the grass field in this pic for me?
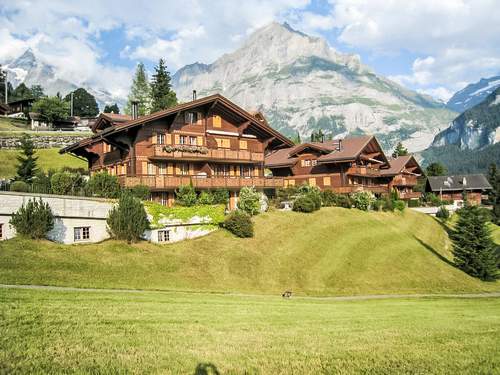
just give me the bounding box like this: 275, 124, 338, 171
0, 117, 29, 131
1, 208, 498, 295
0, 148, 87, 178
0, 288, 498, 374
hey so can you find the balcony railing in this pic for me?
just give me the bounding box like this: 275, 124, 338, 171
398, 191, 421, 199
346, 166, 381, 176
118, 175, 283, 190
152, 146, 264, 162
392, 175, 418, 186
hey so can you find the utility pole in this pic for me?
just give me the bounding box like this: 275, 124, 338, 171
70, 91, 74, 117
4, 70, 7, 105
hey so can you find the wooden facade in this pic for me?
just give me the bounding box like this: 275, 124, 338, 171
60, 94, 294, 208
265, 137, 423, 199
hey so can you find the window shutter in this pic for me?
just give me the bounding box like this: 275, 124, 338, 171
142, 161, 148, 175
300, 160, 305, 167
239, 140, 247, 150
197, 136, 203, 146
309, 178, 316, 186
223, 139, 230, 148
230, 166, 235, 176
236, 166, 241, 176
289, 179, 295, 186
213, 115, 221, 128
167, 163, 173, 175
323, 176, 331, 186
175, 164, 181, 175
165, 134, 172, 144
174, 134, 180, 144
151, 131, 157, 145
254, 167, 259, 177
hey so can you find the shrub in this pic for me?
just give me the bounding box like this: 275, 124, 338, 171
305, 190, 322, 210
372, 198, 384, 211
107, 192, 149, 243
292, 196, 316, 213
351, 191, 375, 211
407, 199, 420, 208
394, 200, 406, 212
50, 171, 85, 195
436, 206, 450, 220
10, 198, 54, 239
321, 190, 340, 207
337, 194, 352, 209
129, 185, 150, 200
31, 171, 51, 194
276, 186, 299, 205
212, 189, 229, 205
10, 180, 29, 192
198, 191, 215, 205
424, 193, 443, 207
382, 196, 394, 212
238, 186, 261, 216
175, 184, 197, 206
223, 210, 253, 238
86, 172, 121, 198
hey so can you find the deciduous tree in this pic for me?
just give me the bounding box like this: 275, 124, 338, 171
64, 88, 99, 117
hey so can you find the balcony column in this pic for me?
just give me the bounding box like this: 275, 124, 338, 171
167, 192, 175, 207
229, 191, 239, 211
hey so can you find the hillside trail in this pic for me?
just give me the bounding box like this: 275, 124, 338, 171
1, 283, 499, 301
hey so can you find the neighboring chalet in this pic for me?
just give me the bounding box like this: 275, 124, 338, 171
7, 98, 35, 115
426, 174, 492, 205
91, 113, 131, 132
264, 136, 424, 199
60, 94, 294, 209
381, 155, 424, 199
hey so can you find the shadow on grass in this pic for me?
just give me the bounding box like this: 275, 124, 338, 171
414, 236, 456, 268
194, 363, 220, 375
431, 216, 454, 237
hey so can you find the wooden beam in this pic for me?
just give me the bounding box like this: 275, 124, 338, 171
238, 121, 251, 135
100, 135, 127, 151
263, 136, 276, 149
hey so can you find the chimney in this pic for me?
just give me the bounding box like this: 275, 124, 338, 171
131, 100, 139, 120
337, 139, 342, 151
192, 90, 197, 101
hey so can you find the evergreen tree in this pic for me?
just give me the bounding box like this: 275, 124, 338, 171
64, 88, 99, 117
107, 192, 150, 243
426, 162, 447, 176
12, 83, 32, 101
451, 205, 498, 281
392, 142, 409, 158
9, 198, 54, 239
487, 163, 500, 224
103, 103, 120, 114
16, 134, 38, 183
125, 62, 151, 116
30, 85, 45, 99
150, 58, 177, 113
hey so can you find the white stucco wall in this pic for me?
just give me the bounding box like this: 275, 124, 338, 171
145, 225, 216, 244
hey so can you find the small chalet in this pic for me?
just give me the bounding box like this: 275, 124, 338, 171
61, 94, 294, 209
8, 98, 35, 115
265, 135, 392, 194
425, 174, 492, 205
381, 155, 424, 200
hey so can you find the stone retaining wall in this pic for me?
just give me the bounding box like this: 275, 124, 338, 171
0, 135, 88, 149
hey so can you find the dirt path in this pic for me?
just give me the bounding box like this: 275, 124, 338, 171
1, 283, 499, 301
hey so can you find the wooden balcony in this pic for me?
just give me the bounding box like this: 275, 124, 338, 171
118, 175, 284, 190
392, 175, 418, 186
151, 146, 264, 163
398, 191, 421, 199
346, 166, 381, 176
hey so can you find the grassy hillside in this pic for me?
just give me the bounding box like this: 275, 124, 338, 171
1, 288, 499, 374
0, 116, 29, 131
0, 208, 498, 295
0, 148, 87, 178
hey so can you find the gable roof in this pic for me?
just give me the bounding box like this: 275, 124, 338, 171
380, 155, 422, 176
426, 174, 492, 192
91, 113, 132, 133
62, 94, 293, 154
265, 135, 388, 168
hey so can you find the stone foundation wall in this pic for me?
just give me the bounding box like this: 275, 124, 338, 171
0, 135, 88, 149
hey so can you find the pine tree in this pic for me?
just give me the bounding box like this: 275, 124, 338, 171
488, 163, 500, 224
16, 134, 38, 183
392, 142, 409, 158
451, 205, 498, 281
150, 58, 177, 113
426, 162, 447, 176
125, 62, 151, 116
107, 192, 150, 243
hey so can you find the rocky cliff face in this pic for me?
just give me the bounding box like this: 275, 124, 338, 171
173, 22, 456, 152
432, 87, 500, 150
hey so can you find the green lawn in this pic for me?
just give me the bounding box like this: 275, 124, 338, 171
1, 208, 498, 295
0, 288, 498, 374
0, 148, 87, 178
0, 117, 29, 131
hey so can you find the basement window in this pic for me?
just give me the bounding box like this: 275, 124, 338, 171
74, 227, 90, 241
158, 230, 170, 242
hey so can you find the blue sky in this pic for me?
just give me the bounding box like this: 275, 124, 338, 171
0, 0, 499, 101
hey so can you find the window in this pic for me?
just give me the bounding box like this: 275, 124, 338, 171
158, 230, 170, 242
147, 162, 155, 175
304, 160, 311, 167
189, 136, 197, 145
179, 163, 189, 175
74, 227, 90, 241
157, 133, 165, 145
215, 164, 230, 176
213, 115, 222, 128
240, 165, 254, 177
159, 162, 167, 175
179, 135, 187, 145
312, 159, 318, 166
185, 112, 198, 124
215, 138, 230, 148
239, 140, 247, 150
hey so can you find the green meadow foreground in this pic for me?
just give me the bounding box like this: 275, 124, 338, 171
0, 208, 498, 295
0, 288, 499, 374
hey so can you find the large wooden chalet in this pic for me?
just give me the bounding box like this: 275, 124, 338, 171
264, 136, 423, 197
60, 94, 294, 208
